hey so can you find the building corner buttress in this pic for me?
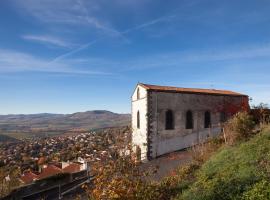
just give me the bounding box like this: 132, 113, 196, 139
146, 91, 154, 161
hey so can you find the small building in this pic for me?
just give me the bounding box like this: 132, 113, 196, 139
131, 83, 249, 161
20, 171, 38, 184
37, 165, 62, 179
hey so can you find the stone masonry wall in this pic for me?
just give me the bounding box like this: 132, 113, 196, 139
148, 91, 248, 159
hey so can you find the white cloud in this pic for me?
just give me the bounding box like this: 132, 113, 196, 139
22, 35, 74, 48
15, 0, 131, 53
51, 13, 177, 61
0, 49, 110, 75
13, 0, 186, 62
15, 0, 122, 36
122, 14, 176, 34
49, 42, 270, 74
51, 39, 99, 62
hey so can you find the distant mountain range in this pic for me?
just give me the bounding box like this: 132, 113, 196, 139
0, 110, 131, 140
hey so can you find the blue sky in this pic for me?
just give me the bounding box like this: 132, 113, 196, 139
0, 0, 270, 114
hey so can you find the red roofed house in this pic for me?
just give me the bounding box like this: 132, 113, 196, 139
20, 171, 38, 184
62, 163, 81, 174
37, 165, 62, 180
132, 83, 249, 161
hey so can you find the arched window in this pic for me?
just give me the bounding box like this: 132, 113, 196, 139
137, 111, 140, 129
220, 112, 226, 123
137, 88, 140, 100
186, 110, 193, 129
204, 111, 211, 128
165, 110, 174, 130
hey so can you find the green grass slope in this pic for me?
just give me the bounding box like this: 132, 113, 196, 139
176, 127, 270, 200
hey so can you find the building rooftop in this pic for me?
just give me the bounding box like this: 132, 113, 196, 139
20, 171, 38, 184
62, 163, 81, 174
37, 165, 62, 179
139, 83, 247, 97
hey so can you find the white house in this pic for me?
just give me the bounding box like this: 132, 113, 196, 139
131, 83, 249, 161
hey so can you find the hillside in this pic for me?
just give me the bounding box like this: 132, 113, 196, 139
103, 125, 270, 200
0, 110, 130, 140
0, 134, 20, 143
173, 126, 270, 200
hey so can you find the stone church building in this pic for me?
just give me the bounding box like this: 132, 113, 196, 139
131, 83, 249, 161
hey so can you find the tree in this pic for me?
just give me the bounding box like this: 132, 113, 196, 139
224, 112, 255, 144
251, 103, 270, 126
0, 166, 21, 198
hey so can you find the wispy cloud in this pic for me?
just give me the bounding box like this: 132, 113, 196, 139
76, 0, 123, 36
14, 0, 189, 62
0, 49, 111, 75
22, 35, 74, 48
51, 13, 177, 62
51, 40, 99, 62
121, 43, 270, 71
51, 42, 270, 76
123, 14, 176, 34
15, 0, 124, 37
49, 42, 270, 75
16, 0, 131, 54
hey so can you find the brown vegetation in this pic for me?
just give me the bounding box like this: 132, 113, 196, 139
223, 112, 255, 145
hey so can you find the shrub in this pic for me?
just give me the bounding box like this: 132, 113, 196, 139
0, 166, 21, 198
223, 112, 255, 144
242, 180, 270, 200
251, 103, 270, 127
88, 155, 160, 200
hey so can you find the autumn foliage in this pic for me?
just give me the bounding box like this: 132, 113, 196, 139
85, 152, 201, 200
215, 97, 249, 119
86, 155, 156, 200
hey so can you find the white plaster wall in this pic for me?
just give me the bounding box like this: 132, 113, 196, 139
131, 85, 148, 160
156, 127, 221, 156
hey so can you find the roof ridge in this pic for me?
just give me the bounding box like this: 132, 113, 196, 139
138, 83, 247, 97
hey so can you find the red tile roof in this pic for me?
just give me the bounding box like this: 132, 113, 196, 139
37, 165, 62, 179
20, 171, 38, 184
139, 83, 247, 97
62, 163, 81, 174
37, 157, 46, 165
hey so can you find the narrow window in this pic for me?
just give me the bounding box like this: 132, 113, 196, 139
137, 88, 140, 100
204, 111, 211, 128
220, 112, 226, 123
165, 110, 174, 130
137, 111, 140, 129
186, 110, 193, 129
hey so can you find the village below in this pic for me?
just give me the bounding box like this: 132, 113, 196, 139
0, 84, 270, 200
0, 123, 131, 199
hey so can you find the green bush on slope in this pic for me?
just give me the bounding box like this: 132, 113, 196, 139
242, 180, 270, 200
177, 127, 270, 200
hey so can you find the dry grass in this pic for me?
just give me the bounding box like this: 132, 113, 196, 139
189, 137, 224, 164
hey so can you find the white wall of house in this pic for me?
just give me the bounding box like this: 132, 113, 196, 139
131, 85, 148, 161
